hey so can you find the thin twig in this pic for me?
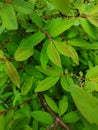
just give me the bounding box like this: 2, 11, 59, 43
60, 73, 98, 84
0, 97, 32, 114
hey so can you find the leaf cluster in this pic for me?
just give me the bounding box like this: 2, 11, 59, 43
0, 0, 98, 130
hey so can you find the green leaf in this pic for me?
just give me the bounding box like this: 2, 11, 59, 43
50, 0, 70, 14
12, 0, 33, 14
48, 18, 75, 37
5, 61, 20, 88
25, 125, 33, 130
70, 85, 98, 124
80, 18, 97, 39
74, 2, 86, 14
0, 25, 5, 35
25, 65, 44, 79
62, 111, 79, 123
54, 40, 79, 65
69, 37, 98, 50
12, 116, 28, 130
47, 42, 61, 67
71, 46, 79, 65
45, 95, 59, 113
67, 26, 79, 38
0, 4, 18, 30
4, 111, 14, 130
19, 32, 45, 48
59, 96, 68, 116
40, 40, 49, 69
87, 43, 98, 50
60, 77, 70, 92
14, 47, 34, 61
0, 50, 4, 58
84, 81, 97, 92
85, 66, 98, 92
40, 128, 46, 130
0, 63, 8, 86
35, 76, 60, 92
36, 65, 61, 76
31, 111, 53, 124
29, 12, 43, 27
21, 104, 31, 118
0, 75, 7, 87
6, 42, 18, 56
87, 16, 98, 27
12, 91, 22, 106
89, 51, 98, 66
0, 115, 5, 130
68, 37, 89, 47
54, 41, 72, 57
21, 77, 34, 95
86, 66, 98, 81
89, 4, 98, 15
32, 120, 38, 130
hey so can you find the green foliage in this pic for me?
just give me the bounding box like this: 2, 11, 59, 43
80, 18, 97, 39
21, 76, 34, 95
50, 0, 70, 14
47, 41, 61, 67
62, 111, 80, 123
5, 61, 20, 88
45, 94, 59, 113
35, 76, 60, 92
1, 0, 98, 130
14, 47, 34, 61
70, 85, 98, 125
0, 4, 18, 30
31, 110, 53, 124
47, 18, 75, 37
11, 0, 33, 14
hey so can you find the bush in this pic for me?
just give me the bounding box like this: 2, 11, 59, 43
0, 0, 98, 130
